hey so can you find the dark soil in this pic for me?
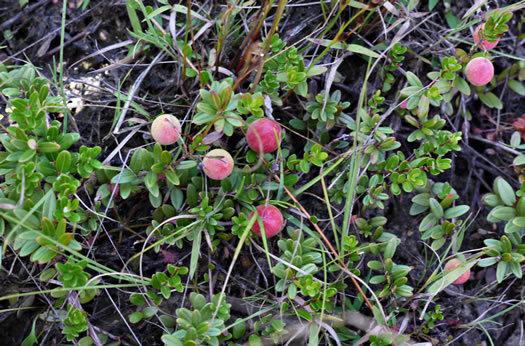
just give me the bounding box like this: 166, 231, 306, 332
1, 1, 524, 345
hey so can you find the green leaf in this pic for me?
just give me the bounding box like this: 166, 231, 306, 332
513, 155, 525, 166
39, 268, 57, 281
129, 311, 144, 323
383, 237, 399, 259
38, 142, 61, 153
429, 198, 444, 218
232, 319, 247, 339
56, 151, 71, 173
111, 169, 137, 184
14, 143, 33, 160
161, 285, 171, 299
510, 132, 521, 148
431, 238, 446, 251
370, 275, 386, 284
509, 261, 522, 279
21, 316, 38, 346
453, 77, 471, 96
496, 261, 507, 283
57, 133, 80, 150
508, 80, 525, 96
186, 184, 198, 208
189, 229, 201, 279
172, 4, 209, 22
151, 162, 165, 174
494, 177, 516, 206
176, 160, 198, 170
479, 92, 503, 110
417, 95, 429, 118
306, 65, 327, 77
346, 44, 380, 58
143, 306, 158, 318
488, 206, 516, 222
130, 293, 146, 306
144, 171, 158, 190
419, 213, 438, 231
145, 5, 171, 21
161, 334, 183, 346
296, 309, 313, 322
411, 193, 431, 206
20, 241, 39, 257
478, 257, 498, 267
248, 334, 262, 346
511, 216, 525, 228
400, 86, 422, 97
482, 193, 502, 207
287, 283, 297, 299
165, 170, 180, 186
444, 205, 469, 219
193, 112, 215, 125
445, 8, 458, 29
367, 260, 384, 271
295, 81, 308, 98
406, 72, 423, 87
130, 147, 153, 173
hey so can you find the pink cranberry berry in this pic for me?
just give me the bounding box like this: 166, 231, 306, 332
249, 205, 284, 238
400, 99, 409, 109
473, 24, 499, 50
151, 114, 182, 145
465, 57, 494, 86
444, 258, 471, 285
246, 118, 282, 153
203, 149, 234, 180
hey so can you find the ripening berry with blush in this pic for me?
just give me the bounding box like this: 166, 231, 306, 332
203, 149, 234, 180
151, 114, 182, 145
400, 99, 409, 109
444, 258, 471, 285
465, 57, 494, 86
246, 118, 282, 153
473, 24, 499, 50
249, 205, 284, 238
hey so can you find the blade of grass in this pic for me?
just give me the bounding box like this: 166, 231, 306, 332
248, 0, 286, 93
212, 208, 258, 322
189, 227, 203, 279
341, 59, 371, 242
320, 165, 340, 252
59, 0, 68, 134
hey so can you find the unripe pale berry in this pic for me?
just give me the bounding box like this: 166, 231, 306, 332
465, 57, 494, 87
444, 258, 470, 285
473, 24, 499, 50
203, 149, 234, 180
249, 205, 284, 238
246, 118, 282, 153
151, 114, 182, 145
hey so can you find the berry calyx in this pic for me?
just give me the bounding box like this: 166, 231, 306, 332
151, 114, 182, 145
249, 205, 284, 238
246, 118, 282, 153
465, 57, 494, 87
203, 149, 234, 180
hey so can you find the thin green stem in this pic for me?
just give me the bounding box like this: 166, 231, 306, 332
59, 0, 68, 134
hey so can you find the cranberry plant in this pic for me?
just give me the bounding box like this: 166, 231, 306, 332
0, 2, 522, 345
